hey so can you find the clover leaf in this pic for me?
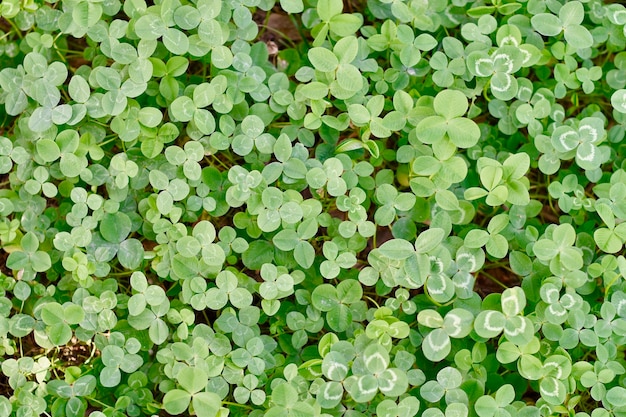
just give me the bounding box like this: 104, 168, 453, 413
531, 1, 593, 50
41, 302, 84, 346
550, 117, 609, 171
465, 153, 530, 207
418, 308, 474, 362
312, 280, 362, 332
344, 343, 409, 402
475, 385, 516, 417
475, 287, 534, 345
163, 366, 223, 417
6, 232, 52, 275
467, 46, 524, 101
416, 90, 481, 155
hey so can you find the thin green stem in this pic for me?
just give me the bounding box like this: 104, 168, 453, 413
87, 396, 115, 409
256, 25, 298, 49
206, 154, 231, 171
83, 342, 98, 365
222, 401, 254, 410
52, 48, 84, 56
288, 14, 309, 49
99, 137, 119, 147
365, 295, 380, 308
480, 271, 508, 289
482, 80, 492, 102
5, 18, 23, 40
256, 11, 272, 39
107, 271, 133, 277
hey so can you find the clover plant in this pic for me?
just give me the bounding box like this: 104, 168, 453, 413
2, 0, 626, 416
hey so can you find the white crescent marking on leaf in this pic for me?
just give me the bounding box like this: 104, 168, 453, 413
558, 130, 579, 151
491, 73, 512, 93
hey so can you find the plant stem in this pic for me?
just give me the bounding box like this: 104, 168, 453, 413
222, 401, 254, 409
480, 271, 508, 289
364, 295, 380, 308
5, 18, 23, 40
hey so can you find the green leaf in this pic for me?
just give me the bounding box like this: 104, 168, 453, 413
242, 241, 274, 270
496, 342, 521, 363
41, 302, 65, 325
607, 387, 626, 407
73, 375, 97, 396
531, 13, 562, 36
475, 395, 497, 417
294, 241, 315, 269
317, 381, 344, 408
336, 64, 362, 92
503, 153, 530, 179
363, 343, 390, 373
118, 239, 144, 269
311, 284, 339, 312
348, 104, 371, 125
595, 228, 623, 254
72, 2, 103, 28
378, 368, 409, 397
170, 96, 196, 122
464, 230, 490, 248
501, 287, 525, 317
539, 377, 566, 405
192, 392, 221, 417
612, 90, 626, 113
559, 1, 584, 26
163, 389, 192, 415
48, 322, 73, 346
327, 304, 352, 332
446, 117, 481, 148
474, 310, 506, 338
486, 234, 508, 258
64, 304, 84, 324
273, 229, 299, 251
308, 47, 339, 72
135, 15, 167, 40
378, 239, 415, 260
467, 6, 496, 18
322, 351, 349, 381
421, 381, 445, 403
491, 73, 518, 101
100, 212, 132, 243
434, 90, 468, 119
564, 25, 593, 50
9, 314, 35, 338
318, 0, 343, 21
280, 0, 304, 13
416, 116, 447, 144
414, 228, 445, 253
178, 367, 208, 394
422, 329, 451, 362
36, 139, 61, 162
271, 383, 298, 407
100, 367, 122, 387
498, 3, 522, 15
334, 36, 359, 64
149, 318, 169, 344
443, 309, 474, 338
329, 14, 363, 37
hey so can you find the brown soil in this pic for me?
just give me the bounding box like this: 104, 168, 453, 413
0, 248, 11, 278
57, 338, 95, 368
475, 264, 521, 296
253, 8, 302, 59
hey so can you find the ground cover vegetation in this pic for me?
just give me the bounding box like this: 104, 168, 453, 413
1, 0, 626, 416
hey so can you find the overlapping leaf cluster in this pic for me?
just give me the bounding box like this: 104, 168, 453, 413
1, 0, 626, 416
